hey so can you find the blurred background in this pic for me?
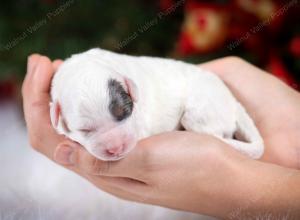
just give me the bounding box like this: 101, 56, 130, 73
0, 0, 299, 126
0, 2, 298, 217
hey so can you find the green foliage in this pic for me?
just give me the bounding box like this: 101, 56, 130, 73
0, 0, 183, 80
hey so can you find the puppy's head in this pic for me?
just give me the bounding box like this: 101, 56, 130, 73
50, 56, 139, 161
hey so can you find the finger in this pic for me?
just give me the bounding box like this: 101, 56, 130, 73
23, 54, 41, 95
53, 59, 63, 72
23, 55, 54, 125
54, 141, 147, 180
54, 141, 151, 198
23, 55, 66, 159
31, 56, 55, 96
23, 55, 54, 120
27, 54, 41, 75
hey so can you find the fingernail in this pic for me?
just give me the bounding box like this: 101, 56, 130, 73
55, 145, 76, 165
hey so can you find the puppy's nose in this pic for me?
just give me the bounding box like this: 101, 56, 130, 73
106, 145, 125, 156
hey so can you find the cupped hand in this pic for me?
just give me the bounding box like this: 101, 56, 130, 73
22, 55, 300, 218
22, 56, 242, 216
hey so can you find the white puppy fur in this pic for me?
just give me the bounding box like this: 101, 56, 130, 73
51, 48, 264, 161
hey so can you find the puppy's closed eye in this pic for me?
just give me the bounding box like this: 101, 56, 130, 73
78, 128, 96, 136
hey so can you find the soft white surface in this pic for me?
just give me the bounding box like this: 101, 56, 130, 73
0, 102, 217, 220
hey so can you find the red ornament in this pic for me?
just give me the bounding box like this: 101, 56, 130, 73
176, 1, 230, 55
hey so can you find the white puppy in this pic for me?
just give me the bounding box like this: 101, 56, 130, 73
50, 48, 264, 161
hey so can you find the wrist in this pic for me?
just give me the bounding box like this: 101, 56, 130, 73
226, 158, 300, 219
191, 144, 255, 218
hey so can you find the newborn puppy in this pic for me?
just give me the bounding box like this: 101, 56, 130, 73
50, 48, 264, 161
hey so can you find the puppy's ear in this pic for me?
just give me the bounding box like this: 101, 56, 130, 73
124, 77, 138, 102
50, 101, 61, 129
50, 101, 70, 133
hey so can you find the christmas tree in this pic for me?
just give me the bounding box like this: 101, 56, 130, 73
0, 0, 299, 100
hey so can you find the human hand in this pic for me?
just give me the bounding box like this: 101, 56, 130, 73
22, 55, 300, 219
21, 57, 244, 217
200, 57, 300, 169
52, 56, 300, 218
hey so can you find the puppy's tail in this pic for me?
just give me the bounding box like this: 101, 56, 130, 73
223, 103, 264, 159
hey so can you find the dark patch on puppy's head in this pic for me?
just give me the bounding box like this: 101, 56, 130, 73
108, 79, 133, 121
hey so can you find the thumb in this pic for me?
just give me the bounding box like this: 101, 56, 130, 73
54, 141, 116, 177
54, 141, 79, 166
